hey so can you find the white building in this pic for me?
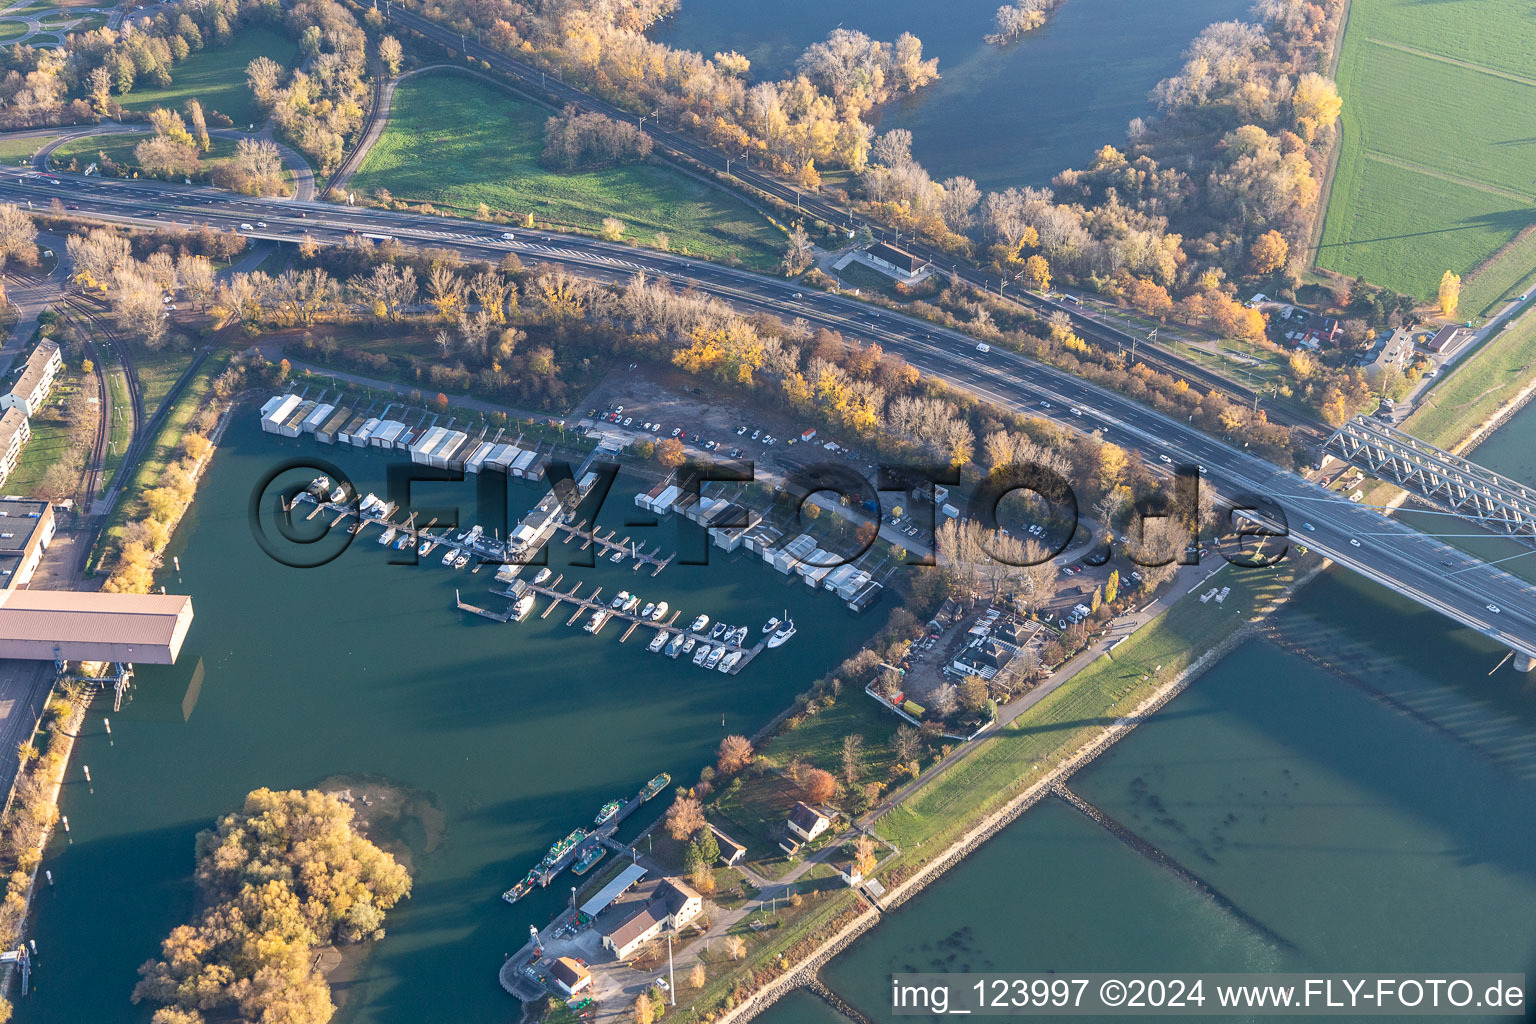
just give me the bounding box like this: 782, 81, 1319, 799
2, 339, 62, 417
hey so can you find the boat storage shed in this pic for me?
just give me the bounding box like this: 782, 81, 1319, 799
0, 590, 194, 664
580, 863, 647, 918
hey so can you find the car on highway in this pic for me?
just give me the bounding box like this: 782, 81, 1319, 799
1302, 522, 1316, 532
1487, 604, 1502, 614
240, 223, 254, 230
501, 232, 515, 241
256, 221, 267, 228
976, 342, 991, 353
1158, 454, 1172, 464
1349, 538, 1361, 547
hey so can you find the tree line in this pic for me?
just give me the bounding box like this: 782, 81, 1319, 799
541, 104, 653, 170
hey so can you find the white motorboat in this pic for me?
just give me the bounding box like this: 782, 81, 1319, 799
762, 616, 781, 635
441, 546, 459, 566
394, 533, 413, 550
452, 552, 471, 569
640, 602, 656, 619
665, 633, 686, 657
728, 626, 748, 646
709, 622, 728, 640
533, 567, 552, 585
610, 590, 631, 610
704, 646, 725, 669
718, 651, 742, 673
378, 526, 397, 546
622, 595, 641, 613
511, 593, 535, 621
681, 636, 697, 656
692, 643, 712, 666
418, 536, 436, 556
330, 483, 349, 503
609, 548, 625, 562
767, 618, 797, 648
648, 631, 669, 653
650, 601, 668, 621
584, 609, 609, 633
688, 614, 709, 633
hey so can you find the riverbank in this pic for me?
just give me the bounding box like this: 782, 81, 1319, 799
711, 553, 1326, 1023
1404, 313, 1536, 456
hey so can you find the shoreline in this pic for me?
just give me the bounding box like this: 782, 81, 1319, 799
713, 557, 1329, 1023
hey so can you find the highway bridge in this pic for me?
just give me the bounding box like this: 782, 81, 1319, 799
378, 3, 1287, 424
5, 171, 1536, 667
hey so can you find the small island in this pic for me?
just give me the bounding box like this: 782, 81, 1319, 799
131, 788, 412, 1024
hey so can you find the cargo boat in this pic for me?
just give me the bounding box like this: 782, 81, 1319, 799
639, 773, 671, 801
594, 799, 624, 826
570, 844, 606, 876
501, 871, 538, 904
542, 828, 589, 868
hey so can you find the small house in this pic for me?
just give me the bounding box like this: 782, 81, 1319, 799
786, 801, 831, 843
549, 957, 591, 996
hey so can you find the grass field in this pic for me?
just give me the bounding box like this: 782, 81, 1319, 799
351, 71, 783, 269
0, 133, 55, 165
0, 19, 27, 41
1316, 0, 1536, 313
119, 27, 298, 127
1403, 313, 1536, 449
874, 556, 1307, 857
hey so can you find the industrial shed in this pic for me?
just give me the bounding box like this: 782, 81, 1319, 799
0, 591, 194, 664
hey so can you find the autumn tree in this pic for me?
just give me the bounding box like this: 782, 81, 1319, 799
655, 437, 685, 467
803, 768, 837, 803
0, 204, 38, 267
688, 963, 706, 989
1249, 229, 1289, 274
1437, 270, 1461, 318
959, 674, 988, 712
716, 734, 753, 773
379, 35, 404, 75
852, 834, 877, 877
601, 217, 626, 241
782, 223, 814, 276
1021, 253, 1050, 290
664, 795, 705, 841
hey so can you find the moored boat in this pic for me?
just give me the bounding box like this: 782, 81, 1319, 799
453, 551, 471, 569
501, 870, 538, 904
648, 630, 669, 653
584, 609, 609, 633
704, 646, 725, 669
441, 545, 459, 566
650, 601, 668, 621
640, 602, 656, 619
610, 590, 631, 610
681, 636, 697, 656
511, 593, 535, 621
533, 567, 552, 585
622, 594, 642, 613
594, 799, 624, 825
762, 616, 781, 635
767, 618, 797, 648
708, 622, 728, 640
688, 614, 709, 633
718, 650, 743, 673
378, 526, 397, 546
542, 828, 589, 868
693, 643, 712, 666
571, 844, 606, 875
665, 633, 685, 657
419, 536, 437, 556
639, 773, 671, 801
330, 483, 349, 503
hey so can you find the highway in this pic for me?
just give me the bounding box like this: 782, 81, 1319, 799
6, 170, 1536, 663
381, 4, 1288, 423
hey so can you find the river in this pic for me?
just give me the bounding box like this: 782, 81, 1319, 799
651, 0, 1249, 191
787, 406, 1536, 1022
27, 416, 883, 1023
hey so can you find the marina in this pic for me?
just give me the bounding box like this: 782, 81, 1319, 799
501, 775, 668, 904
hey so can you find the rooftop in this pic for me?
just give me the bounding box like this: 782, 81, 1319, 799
9, 339, 59, 401
0, 590, 193, 663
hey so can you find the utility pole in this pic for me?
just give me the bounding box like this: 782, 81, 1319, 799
667, 931, 676, 1006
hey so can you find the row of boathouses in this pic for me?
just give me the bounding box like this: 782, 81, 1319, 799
259, 393, 546, 480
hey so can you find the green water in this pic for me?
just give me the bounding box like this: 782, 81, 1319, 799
820, 613, 1536, 1021
29, 417, 882, 1022
651, 0, 1249, 190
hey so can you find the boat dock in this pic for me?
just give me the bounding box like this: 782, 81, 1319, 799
556, 518, 674, 575
490, 581, 765, 673
525, 778, 659, 890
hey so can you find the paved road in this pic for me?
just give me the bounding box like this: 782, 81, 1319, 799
2, 173, 1534, 661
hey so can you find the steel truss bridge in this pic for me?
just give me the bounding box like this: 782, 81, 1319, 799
1325, 417, 1536, 543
